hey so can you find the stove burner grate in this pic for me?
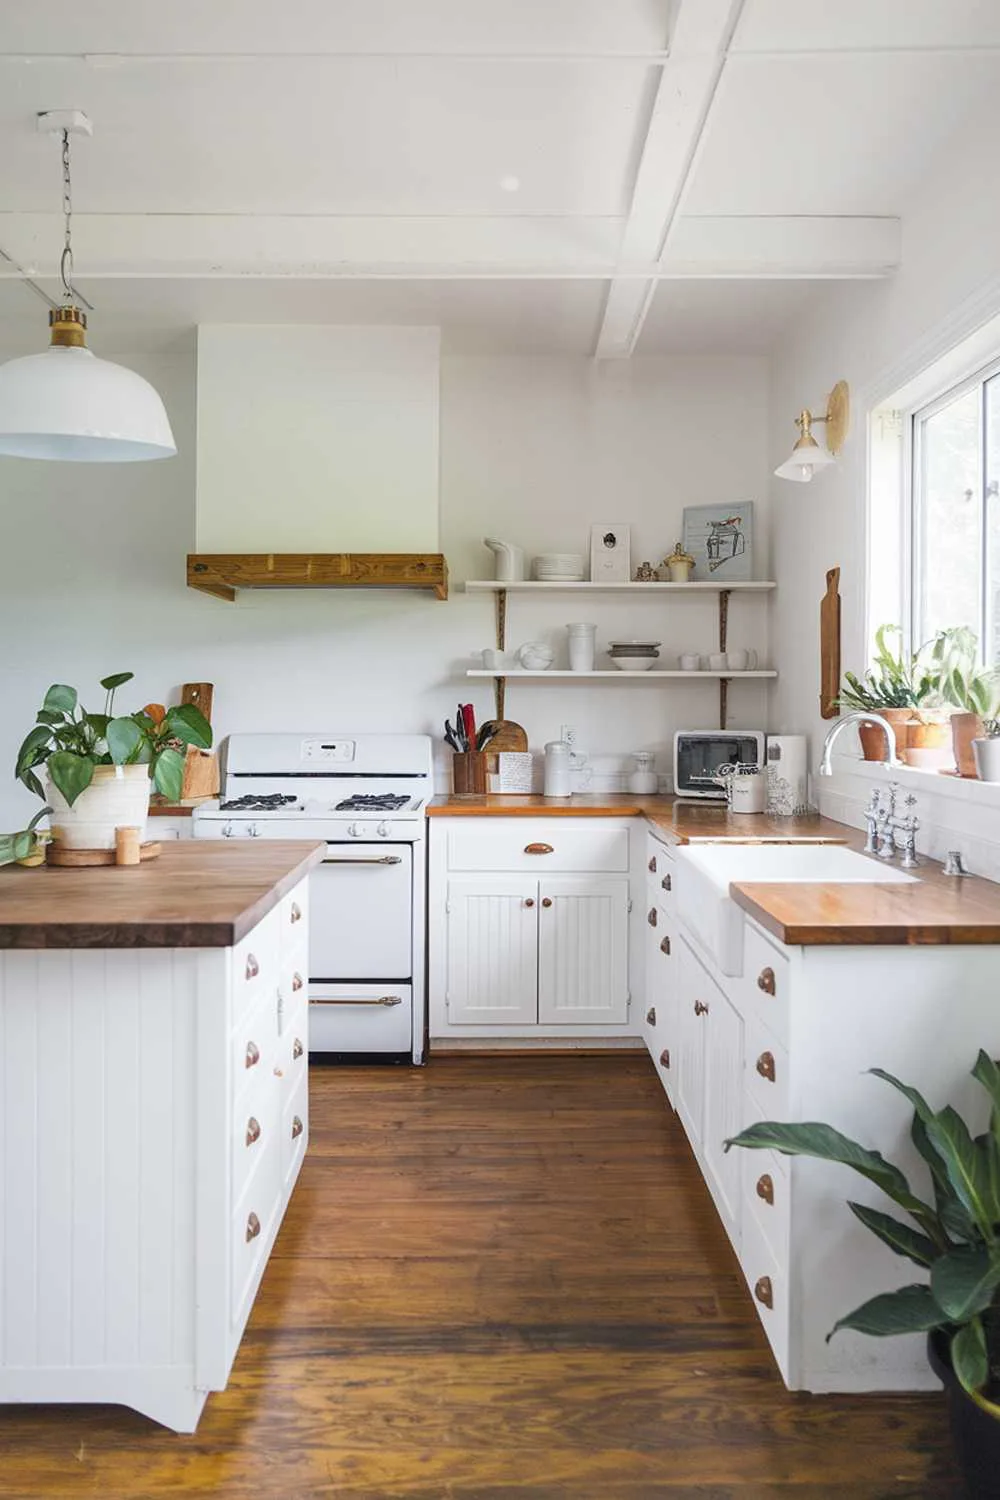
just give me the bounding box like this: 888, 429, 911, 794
334, 793, 410, 812
219, 793, 300, 812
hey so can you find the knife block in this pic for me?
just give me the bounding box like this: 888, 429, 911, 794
452, 750, 487, 795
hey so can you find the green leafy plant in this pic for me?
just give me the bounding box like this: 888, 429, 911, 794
0, 807, 52, 867
838, 624, 935, 711
725, 1053, 1000, 1406
927, 627, 1000, 718
15, 673, 212, 807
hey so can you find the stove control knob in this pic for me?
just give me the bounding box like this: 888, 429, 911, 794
377, 822, 389, 837
348, 822, 360, 838
247, 823, 259, 838
221, 823, 233, 839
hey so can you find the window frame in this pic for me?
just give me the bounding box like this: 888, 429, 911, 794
907, 351, 1000, 663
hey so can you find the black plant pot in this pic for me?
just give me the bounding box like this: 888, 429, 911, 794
927, 1331, 1000, 1497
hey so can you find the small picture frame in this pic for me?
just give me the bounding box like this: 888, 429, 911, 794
590, 523, 631, 584
681, 503, 754, 582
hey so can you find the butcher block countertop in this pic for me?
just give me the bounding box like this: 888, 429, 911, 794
0, 840, 324, 950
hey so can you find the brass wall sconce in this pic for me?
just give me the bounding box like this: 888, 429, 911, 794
774, 379, 850, 483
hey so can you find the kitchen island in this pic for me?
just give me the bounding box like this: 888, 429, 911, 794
0, 840, 323, 1432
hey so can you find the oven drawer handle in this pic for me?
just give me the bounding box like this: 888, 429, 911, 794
321, 855, 403, 865
311, 995, 404, 1007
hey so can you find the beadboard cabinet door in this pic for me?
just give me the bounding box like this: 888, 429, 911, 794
445, 877, 539, 1025
702, 983, 745, 1244
676, 940, 708, 1147
536, 876, 630, 1025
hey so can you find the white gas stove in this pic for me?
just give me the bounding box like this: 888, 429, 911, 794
194, 733, 432, 1063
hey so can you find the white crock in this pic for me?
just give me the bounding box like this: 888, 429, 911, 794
46, 763, 151, 849
972, 737, 1000, 784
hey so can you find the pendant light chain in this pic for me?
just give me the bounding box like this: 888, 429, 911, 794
60, 128, 75, 303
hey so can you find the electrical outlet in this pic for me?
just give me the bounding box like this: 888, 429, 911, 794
560, 724, 577, 749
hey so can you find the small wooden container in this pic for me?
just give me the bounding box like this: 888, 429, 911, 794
452, 750, 488, 795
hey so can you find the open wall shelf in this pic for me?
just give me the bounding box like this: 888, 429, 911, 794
465, 669, 777, 681
187, 553, 449, 602
465, 580, 776, 594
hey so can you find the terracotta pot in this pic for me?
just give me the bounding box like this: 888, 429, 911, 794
903, 716, 952, 769
858, 709, 912, 762
951, 711, 984, 778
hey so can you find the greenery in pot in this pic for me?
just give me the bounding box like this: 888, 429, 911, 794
15, 672, 212, 807
838, 623, 934, 712
725, 1052, 1000, 1407
0, 807, 52, 867
927, 627, 1000, 719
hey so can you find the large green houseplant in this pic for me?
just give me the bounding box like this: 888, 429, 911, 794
16, 672, 212, 807
726, 1053, 1000, 1494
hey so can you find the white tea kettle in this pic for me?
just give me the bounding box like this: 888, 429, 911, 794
484, 538, 525, 582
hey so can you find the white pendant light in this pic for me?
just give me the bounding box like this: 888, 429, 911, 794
774, 381, 850, 485
0, 114, 176, 463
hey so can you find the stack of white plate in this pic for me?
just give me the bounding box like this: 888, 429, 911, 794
607, 639, 662, 673
533, 552, 585, 582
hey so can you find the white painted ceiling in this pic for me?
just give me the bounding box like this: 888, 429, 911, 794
0, 0, 996, 357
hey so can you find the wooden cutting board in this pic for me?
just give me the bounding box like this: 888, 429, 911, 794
486, 720, 528, 772
181, 682, 214, 724
820, 567, 841, 720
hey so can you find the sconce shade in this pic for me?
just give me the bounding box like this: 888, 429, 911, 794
774, 434, 835, 483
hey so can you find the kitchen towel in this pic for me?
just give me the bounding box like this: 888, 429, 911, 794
766, 735, 809, 816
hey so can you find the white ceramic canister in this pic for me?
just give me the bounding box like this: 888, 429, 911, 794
566, 622, 597, 672
973, 737, 1000, 783
627, 752, 658, 795
544, 740, 573, 798
729, 768, 767, 814
766, 734, 809, 815
46, 763, 152, 850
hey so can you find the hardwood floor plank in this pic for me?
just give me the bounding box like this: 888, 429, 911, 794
0, 1056, 961, 1497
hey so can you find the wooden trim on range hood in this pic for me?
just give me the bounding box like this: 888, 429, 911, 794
187, 553, 449, 602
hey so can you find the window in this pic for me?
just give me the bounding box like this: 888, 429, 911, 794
911, 358, 1000, 663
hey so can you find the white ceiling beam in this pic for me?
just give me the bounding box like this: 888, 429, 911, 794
0, 214, 899, 282
593, 0, 746, 358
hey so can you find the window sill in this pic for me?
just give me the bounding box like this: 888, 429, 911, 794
824, 750, 1000, 808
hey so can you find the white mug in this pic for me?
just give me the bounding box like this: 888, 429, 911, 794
730, 771, 766, 813
707, 652, 728, 671
679, 652, 701, 671
481, 648, 501, 670
726, 648, 758, 671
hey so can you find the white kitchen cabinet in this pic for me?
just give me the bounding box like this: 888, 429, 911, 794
537, 877, 629, 1024
429, 817, 642, 1039
675, 939, 708, 1144
445, 876, 539, 1026
0, 876, 311, 1433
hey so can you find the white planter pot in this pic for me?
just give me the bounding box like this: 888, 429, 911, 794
972, 737, 1000, 783
47, 764, 151, 850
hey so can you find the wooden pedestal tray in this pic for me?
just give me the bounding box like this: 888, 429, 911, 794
47, 841, 162, 868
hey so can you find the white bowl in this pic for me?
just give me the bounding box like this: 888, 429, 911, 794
611, 656, 656, 672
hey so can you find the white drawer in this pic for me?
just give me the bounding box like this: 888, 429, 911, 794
231, 1139, 280, 1326
231, 1068, 274, 1208
280, 1067, 308, 1193
447, 823, 629, 873
740, 1199, 790, 1380
232, 912, 278, 1026
744, 1010, 790, 1122
738, 922, 791, 1049
231, 986, 278, 1103
309, 982, 412, 1054
740, 1092, 790, 1270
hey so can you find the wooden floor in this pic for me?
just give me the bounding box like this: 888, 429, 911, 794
0, 1054, 962, 1498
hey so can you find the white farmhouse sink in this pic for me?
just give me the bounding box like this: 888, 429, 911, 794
675, 844, 918, 976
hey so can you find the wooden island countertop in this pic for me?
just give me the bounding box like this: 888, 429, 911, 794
0, 840, 325, 949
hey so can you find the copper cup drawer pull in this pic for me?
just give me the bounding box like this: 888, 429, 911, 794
757, 966, 776, 996
524, 897, 535, 909
659, 1048, 671, 1070
645, 1006, 656, 1026
245, 1212, 261, 1244
245, 1040, 261, 1070
648, 855, 657, 873
660, 935, 671, 955
756, 1051, 776, 1083
756, 1173, 774, 1206
661, 873, 672, 892
291, 1115, 304, 1140
293, 1037, 304, 1060
291, 972, 304, 992
244, 953, 259, 981
524, 842, 553, 855
647, 907, 657, 927
693, 999, 709, 1017
541, 897, 553, 908
290, 901, 303, 924
754, 1275, 774, 1310
245, 1116, 261, 1148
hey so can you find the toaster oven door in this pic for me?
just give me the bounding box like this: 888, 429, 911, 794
674, 732, 764, 799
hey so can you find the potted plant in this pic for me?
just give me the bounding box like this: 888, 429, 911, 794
0, 808, 52, 868
973, 719, 1000, 784
15, 673, 212, 850
725, 1053, 1000, 1498
930, 627, 1000, 777
837, 624, 933, 761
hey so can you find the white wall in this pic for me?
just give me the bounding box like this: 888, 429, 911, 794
195, 324, 441, 552
0, 345, 768, 828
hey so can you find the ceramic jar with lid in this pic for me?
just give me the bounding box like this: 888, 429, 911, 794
663, 542, 695, 583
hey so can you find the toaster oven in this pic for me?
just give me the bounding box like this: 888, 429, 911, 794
673, 730, 766, 800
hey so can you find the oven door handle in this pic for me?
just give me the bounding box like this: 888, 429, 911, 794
310, 995, 404, 1007
321, 855, 403, 865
